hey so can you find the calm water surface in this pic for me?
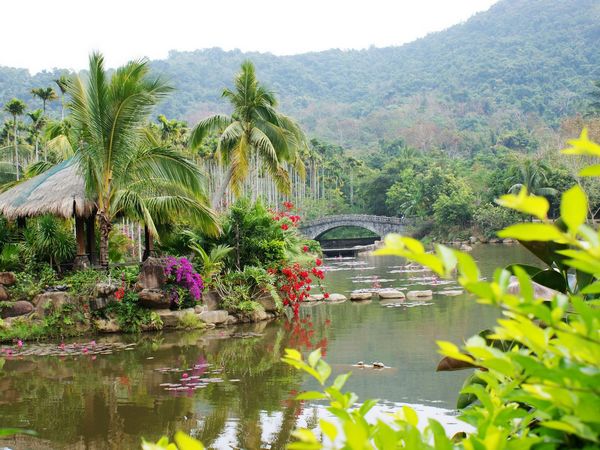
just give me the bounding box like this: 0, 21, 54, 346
0, 245, 538, 449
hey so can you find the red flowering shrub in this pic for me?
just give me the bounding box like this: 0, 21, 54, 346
271, 259, 328, 318
114, 286, 125, 301
267, 202, 330, 317
271, 201, 302, 229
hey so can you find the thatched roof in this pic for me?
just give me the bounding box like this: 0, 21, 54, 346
0, 159, 96, 220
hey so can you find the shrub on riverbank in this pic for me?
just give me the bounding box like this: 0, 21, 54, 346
162, 198, 324, 316
0, 197, 322, 341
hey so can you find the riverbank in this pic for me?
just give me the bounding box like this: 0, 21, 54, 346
0, 258, 284, 344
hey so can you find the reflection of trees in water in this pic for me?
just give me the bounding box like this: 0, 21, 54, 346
0, 319, 333, 449
197, 323, 306, 448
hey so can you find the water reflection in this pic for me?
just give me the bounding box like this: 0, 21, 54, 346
0, 322, 314, 449
0, 244, 539, 449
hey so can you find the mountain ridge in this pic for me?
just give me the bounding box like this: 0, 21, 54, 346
1, 0, 599, 150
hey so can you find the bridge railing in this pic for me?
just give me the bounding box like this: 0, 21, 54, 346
300, 214, 409, 228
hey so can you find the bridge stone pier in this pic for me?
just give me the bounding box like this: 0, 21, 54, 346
299, 214, 411, 240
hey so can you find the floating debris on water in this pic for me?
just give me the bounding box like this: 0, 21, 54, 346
231, 332, 264, 339
0, 341, 136, 358
352, 361, 391, 369
383, 301, 434, 308
352, 278, 395, 283
437, 290, 464, 296
388, 268, 430, 274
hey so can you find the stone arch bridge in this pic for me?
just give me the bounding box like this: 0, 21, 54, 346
299, 214, 412, 240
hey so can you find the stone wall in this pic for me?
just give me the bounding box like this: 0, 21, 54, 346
0, 259, 282, 341
0, 272, 34, 321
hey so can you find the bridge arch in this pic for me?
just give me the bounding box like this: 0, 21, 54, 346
313, 224, 381, 241
299, 214, 410, 241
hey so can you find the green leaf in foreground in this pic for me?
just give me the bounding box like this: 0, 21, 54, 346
498, 223, 563, 241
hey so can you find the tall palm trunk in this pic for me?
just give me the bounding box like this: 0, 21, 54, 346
13, 118, 19, 180
211, 165, 235, 208
142, 224, 155, 261
98, 211, 112, 270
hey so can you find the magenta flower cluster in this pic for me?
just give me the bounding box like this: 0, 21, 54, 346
164, 256, 204, 301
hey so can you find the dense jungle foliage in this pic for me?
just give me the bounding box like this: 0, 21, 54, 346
1, 0, 599, 150
1, 0, 599, 241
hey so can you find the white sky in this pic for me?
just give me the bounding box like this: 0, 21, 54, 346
2, 0, 498, 73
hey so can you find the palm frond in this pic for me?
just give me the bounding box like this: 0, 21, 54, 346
189, 115, 232, 149
25, 161, 54, 178
144, 195, 220, 237
121, 146, 204, 196
229, 135, 251, 196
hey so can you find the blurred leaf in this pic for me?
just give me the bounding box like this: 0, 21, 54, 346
531, 269, 568, 294
498, 223, 563, 241
561, 185, 587, 232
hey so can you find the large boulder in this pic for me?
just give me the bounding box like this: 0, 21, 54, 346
0, 301, 34, 318
89, 296, 115, 311
95, 283, 118, 297
0, 272, 16, 286
33, 292, 74, 317
306, 294, 323, 302
507, 276, 559, 300
202, 290, 220, 311
224, 315, 239, 325
94, 317, 120, 333
155, 309, 179, 328
406, 290, 433, 300
154, 308, 194, 328
250, 307, 269, 322
198, 310, 229, 325
256, 291, 279, 312
350, 291, 373, 301
137, 257, 166, 290
377, 289, 405, 299
0, 285, 8, 301
328, 293, 347, 303
138, 289, 170, 309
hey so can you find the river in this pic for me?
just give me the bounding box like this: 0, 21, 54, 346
0, 244, 539, 449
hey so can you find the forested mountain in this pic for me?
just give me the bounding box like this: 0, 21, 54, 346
155, 0, 600, 143
0, 0, 599, 151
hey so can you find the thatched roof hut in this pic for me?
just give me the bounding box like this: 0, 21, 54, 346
0, 159, 95, 220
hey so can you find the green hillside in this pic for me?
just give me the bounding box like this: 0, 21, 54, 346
1, 0, 599, 150
152, 0, 600, 148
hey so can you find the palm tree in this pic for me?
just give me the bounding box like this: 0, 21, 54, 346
44, 118, 75, 161
68, 52, 218, 269
188, 242, 233, 280
27, 109, 44, 162
189, 60, 307, 208
31, 87, 58, 115
506, 157, 557, 197
54, 75, 70, 120
157, 114, 188, 148
3, 98, 26, 180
